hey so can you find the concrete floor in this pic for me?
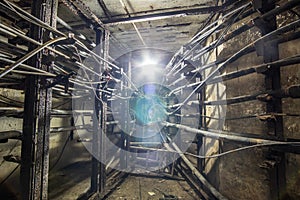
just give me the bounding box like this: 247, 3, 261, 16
48, 160, 199, 200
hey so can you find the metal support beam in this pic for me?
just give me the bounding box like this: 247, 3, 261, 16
0, 131, 21, 141
97, 0, 112, 19
120, 55, 131, 170
103, 5, 223, 25
90, 28, 109, 196
91, 29, 102, 196
164, 142, 228, 200
20, 0, 57, 200
255, 1, 286, 198
99, 29, 110, 194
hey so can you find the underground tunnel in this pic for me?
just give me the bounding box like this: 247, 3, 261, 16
0, 0, 300, 199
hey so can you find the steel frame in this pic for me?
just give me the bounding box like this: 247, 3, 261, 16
0, 0, 299, 199
20, 0, 58, 200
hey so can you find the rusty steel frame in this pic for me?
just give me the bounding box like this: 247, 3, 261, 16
20, 0, 58, 200
255, 1, 287, 199
0, 0, 298, 199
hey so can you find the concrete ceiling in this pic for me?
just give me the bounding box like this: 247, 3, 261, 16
57, 0, 217, 53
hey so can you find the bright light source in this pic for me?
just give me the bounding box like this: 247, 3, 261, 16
139, 56, 158, 67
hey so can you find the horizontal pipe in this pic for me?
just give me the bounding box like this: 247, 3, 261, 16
130, 142, 162, 145
209, 55, 300, 85
0, 108, 94, 116
170, 85, 300, 108
163, 122, 280, 144
50, 125, 92, 133
0, 130, 21, 140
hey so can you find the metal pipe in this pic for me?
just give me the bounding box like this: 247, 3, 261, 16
210, 54, 300, 84
163, 122, 281, 144
50, 125, 91, 133
0, 130, 21, 140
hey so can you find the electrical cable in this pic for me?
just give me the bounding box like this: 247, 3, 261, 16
165, 1, 250, 98
49, 111, 83, 171
130, 141, 300, 159
3, 0, 65, 37
0, 36, 67, 79
0, 94, 23, 105
173, 2, 249, 77
73, 35, 142, 96
73, 45, 108, 104
0, 67, 55, 77
188, 2, 252, 45
0, 57, 56, 77
0, 23, 69, 59
1, 0, 120, 80
166, 18, 300, 115
165, 2, 252, 74
2, 0, 135, 102
72, 45, 140, 101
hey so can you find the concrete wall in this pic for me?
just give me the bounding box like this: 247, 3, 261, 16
0, 89, 90, 199
203, 10, 300, 200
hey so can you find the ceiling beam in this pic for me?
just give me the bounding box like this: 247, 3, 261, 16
97, 0, 112, 19
103, 5, 223, 25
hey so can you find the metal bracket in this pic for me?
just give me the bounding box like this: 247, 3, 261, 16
45, 71, 76, 93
